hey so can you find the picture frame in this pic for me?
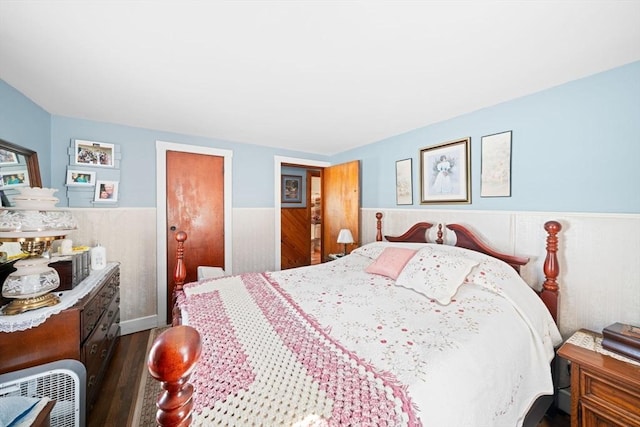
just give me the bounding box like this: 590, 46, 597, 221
281, 175, 302, 203
420, 137, 471, 204
0, 149, 18, 166
75, 139, 115, 167
395, 158, 413, 205
94, 180, 119, 202
0, 169, 29, 188
481, 131, 512, 197
66, 170, 96, 186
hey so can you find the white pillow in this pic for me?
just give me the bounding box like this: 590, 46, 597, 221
395, 246, 479, 305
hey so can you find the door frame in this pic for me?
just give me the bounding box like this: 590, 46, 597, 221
274, 156, 330, 271
156, 141, 233, 326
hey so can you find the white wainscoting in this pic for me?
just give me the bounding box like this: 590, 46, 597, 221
65, 207, 639, 338
65, 208, 157, 335
363, 208, 640, 338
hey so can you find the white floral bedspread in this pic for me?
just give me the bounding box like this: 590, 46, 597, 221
181, 242, 562, 427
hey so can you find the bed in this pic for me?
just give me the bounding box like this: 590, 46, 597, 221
148, 213, 563, 427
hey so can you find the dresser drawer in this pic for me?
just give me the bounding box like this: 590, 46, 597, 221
81, 293, 103, 341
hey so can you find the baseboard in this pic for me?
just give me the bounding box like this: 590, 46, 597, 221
120, 315, 167, 335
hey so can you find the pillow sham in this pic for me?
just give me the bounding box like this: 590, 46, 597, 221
395, 246, 479, 305
364, 247, 418, 280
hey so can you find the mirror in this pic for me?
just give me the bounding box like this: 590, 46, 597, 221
0, 138, 43, 279
0, 138, 42, 206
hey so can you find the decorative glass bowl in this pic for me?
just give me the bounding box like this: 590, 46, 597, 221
2, 257, 61, 298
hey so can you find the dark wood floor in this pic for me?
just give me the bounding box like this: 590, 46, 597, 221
89, 330, 571, 426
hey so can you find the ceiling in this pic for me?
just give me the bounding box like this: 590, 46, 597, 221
1, 1, 639, 155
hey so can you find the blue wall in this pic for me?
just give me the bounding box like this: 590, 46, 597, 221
333, 61, 640, 213
49, 117, 328, 207
0, 80, 52, 186
1, 61, 639, 213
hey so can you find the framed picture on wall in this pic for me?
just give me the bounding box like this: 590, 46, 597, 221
66, 169, 96, 186
481, 131, 512, 197
419, 137, 471, 204
75, 139, 115, 167
395, 158, 413, 205
281, 175, 302, 203
94, 180, 118, 202
0, 149, 18, 166
0, 169, 29, 188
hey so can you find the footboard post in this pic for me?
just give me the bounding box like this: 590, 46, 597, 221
172, 231, 187, 326
540, 221, 561, 323
148, 325, 202, 427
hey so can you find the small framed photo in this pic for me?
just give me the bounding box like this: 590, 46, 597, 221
281, 175, 302, 203
420, 137, 471, 204
0, 149, 18, 166
66, 170, 96, 186
395, 158, 413, 205
481, 131, 512, 197
0, 169, 29, 188
75, 139, 115, 167
94, 180, 118, 202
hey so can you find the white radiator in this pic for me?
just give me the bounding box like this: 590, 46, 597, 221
0, 359, 86, 427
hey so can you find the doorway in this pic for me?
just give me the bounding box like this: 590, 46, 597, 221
274, 156, 360, 271
309, 171, 322, 265
274, 156, 330, 271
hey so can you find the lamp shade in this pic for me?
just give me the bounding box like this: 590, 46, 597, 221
336, 229, 354, 244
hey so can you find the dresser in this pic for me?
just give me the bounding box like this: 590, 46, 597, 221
0, 263, 120, 412
557, 329, 640, 427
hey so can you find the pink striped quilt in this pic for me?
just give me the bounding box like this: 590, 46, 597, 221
179, 273, 421, 426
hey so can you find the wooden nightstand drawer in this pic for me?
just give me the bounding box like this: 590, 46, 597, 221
580, 368, 640, 422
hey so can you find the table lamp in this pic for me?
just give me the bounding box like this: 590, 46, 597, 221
0, 188, 76, 315
336, 229, 354, 256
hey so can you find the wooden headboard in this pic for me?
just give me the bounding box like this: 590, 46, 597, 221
374, 212, 561, 323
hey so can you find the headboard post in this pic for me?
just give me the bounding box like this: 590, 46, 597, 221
540, 221, 562, 323
375, 212, 383, 241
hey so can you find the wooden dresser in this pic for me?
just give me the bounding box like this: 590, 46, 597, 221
0, 263, 120, 412
557, 329, 640, 427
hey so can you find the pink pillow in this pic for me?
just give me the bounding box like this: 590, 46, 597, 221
365, 247, 417, 280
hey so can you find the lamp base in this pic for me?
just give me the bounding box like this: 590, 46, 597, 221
2, 293, 60, 315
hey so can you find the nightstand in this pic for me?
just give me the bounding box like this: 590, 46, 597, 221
557, 329, 640, 427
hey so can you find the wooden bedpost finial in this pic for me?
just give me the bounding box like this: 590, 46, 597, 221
541, 221, 562, 322
148, 325, 202, 427
376, 212, 383, 242
436, 224, 444, 245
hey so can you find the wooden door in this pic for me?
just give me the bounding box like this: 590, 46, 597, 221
166, 150, 224, 323
323, 160, 360, 259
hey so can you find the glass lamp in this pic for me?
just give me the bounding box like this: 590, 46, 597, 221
336, 229, 354, 256
0, 188, 76, 315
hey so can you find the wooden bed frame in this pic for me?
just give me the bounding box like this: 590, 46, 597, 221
147, 213, 562, 426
